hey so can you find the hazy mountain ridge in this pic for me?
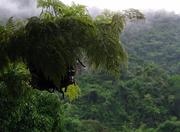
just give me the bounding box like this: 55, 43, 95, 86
64, 11, 180, 131
122, 11, 180, 74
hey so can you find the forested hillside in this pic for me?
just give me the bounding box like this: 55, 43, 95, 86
122, 11, 180, 74
62, 11, 180, 132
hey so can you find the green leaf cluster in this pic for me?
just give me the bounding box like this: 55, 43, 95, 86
0, 0, 143, 87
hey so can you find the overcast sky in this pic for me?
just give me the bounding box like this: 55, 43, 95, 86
61, 0, 180, 13
0, 0, 180, 20
0, 0, 39, 19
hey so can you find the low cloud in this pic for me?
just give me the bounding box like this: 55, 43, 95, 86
0, 0, 40, 21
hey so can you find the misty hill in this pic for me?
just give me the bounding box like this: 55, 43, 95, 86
122, 11, 180, 74
62, 11, 180, 132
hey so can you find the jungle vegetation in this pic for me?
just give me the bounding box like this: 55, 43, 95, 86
0, 0, 179, 132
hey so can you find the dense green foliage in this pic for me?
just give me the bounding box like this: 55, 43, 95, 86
0, 64, 63, 131
0, 1, 179, 132
61, 12, 180, 132
0, 0, 131, 81
0, 0, 144, 131
122, 11, 180, 74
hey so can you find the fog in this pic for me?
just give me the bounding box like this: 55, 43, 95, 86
0, 0, 179, 22
0, 0, 40, 21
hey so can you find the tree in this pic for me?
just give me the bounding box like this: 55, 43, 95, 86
169, 75, 180, 117
156, 119, 180, 132
0, 0, 143, 95
0, 63, 63, 131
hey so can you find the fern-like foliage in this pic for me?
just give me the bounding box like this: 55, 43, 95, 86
0, 0, 144, 90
